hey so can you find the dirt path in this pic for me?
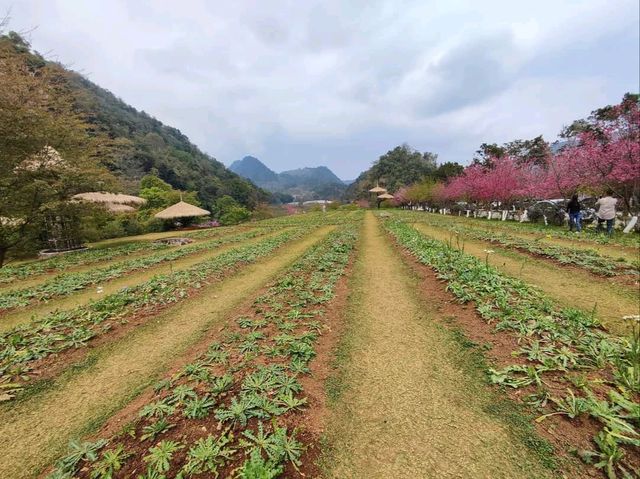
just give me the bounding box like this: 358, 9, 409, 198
422, 213, 639, 262
323, 213, 551, 479
414, 223, 638, 335
0, 228, 331, 479
0, 229, 276, 333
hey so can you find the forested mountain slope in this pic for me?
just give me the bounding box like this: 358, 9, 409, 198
1, 32, 267, 209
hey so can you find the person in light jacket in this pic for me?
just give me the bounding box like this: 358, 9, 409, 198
595, 190, 617, 235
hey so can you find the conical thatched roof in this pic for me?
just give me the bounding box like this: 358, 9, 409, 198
369, 185, 387, 193
104, 203, 136, 213
72, 192, 146, 206
377, 193, 395, 199
154, 201, 210, 219
17, 146, 67, 171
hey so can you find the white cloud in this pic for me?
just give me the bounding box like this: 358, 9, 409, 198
3, 0, 638, 178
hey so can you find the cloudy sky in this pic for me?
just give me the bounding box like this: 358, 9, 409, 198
5, 0, 639, 179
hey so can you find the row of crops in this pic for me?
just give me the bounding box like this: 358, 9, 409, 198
0, 224, 253, 285
382, 216, 639, 478
428, 212, 640, 248
0, 229, 309, 401
408, 213, 639, 277
0, 210, 359, 286
45, 225, 358, 478
0, 228, 274, 311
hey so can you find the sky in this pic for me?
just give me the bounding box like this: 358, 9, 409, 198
4, 0, 639, 180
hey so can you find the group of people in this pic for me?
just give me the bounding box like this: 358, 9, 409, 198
566, 190, 617, 234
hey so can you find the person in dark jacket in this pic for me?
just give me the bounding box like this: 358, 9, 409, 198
566, 194, 582, 232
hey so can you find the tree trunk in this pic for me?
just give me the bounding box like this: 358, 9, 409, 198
0, 247, 6, 269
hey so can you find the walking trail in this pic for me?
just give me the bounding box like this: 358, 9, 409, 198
0, 227, 331, 479
323, 212, 551, 479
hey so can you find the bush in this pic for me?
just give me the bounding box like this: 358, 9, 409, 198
220, 206, 251, 225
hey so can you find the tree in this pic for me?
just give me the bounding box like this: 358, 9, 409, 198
138, 174, 200, 210
366, 144, 438, 193
434, 162, 464, 181
213, 195, 250, 225
0, 34, 115, 266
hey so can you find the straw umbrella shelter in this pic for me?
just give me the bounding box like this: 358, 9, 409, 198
368, 185, 387, 194
376, 192, 395, 209
368, 184, 387, 209
72, 192, 146, 213
154, 201, 210, 223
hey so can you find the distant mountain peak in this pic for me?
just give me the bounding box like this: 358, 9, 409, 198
229, 156, 278, 183
230, 156, 346, 200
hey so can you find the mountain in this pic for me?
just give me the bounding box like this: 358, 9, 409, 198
1, 32, 268, 210
229, 157, 346, 200
280, 166, 342, 185
229, 156, 279, 184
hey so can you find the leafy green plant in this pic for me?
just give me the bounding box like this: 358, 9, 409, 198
47, 439, 107, 478
235, 449, 283, 479
181, 432, 236, 477
183, 395, 216, 419
140, 418, 174, 441
143, 440, 183, 474
90, 445, 129, 479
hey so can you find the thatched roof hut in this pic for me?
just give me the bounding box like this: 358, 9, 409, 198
154, 201, 210, 219
17, 146, 67, 172
377, 193, 395, 199
72, 192, 146, 214
369, 185, 387, 193
72, 192, 146, 206
104, 203, 137, 213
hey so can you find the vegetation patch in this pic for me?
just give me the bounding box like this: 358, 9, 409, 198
44, 225, 358, 478
383, 215, 639, 478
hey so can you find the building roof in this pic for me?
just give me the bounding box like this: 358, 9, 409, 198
154, 201, 211, 219
377, 193, 395, 199
369, 185, 387, 193
72, 192, 146, 206
17, 146, 67, 171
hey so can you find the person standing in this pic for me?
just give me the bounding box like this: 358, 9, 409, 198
595, 190, 618, 235
566, 194, 582, 232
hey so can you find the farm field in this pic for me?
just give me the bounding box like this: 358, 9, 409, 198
0, 210, 638, 479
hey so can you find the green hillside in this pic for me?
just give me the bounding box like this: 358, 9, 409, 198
1, 32, 268, 210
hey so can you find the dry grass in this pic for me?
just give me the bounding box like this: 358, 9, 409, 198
0, 230, 277, 333
0, 227, 333, 479
414, 223, 638, 336
322, 213, 550, 479
426, 214, 638, 262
